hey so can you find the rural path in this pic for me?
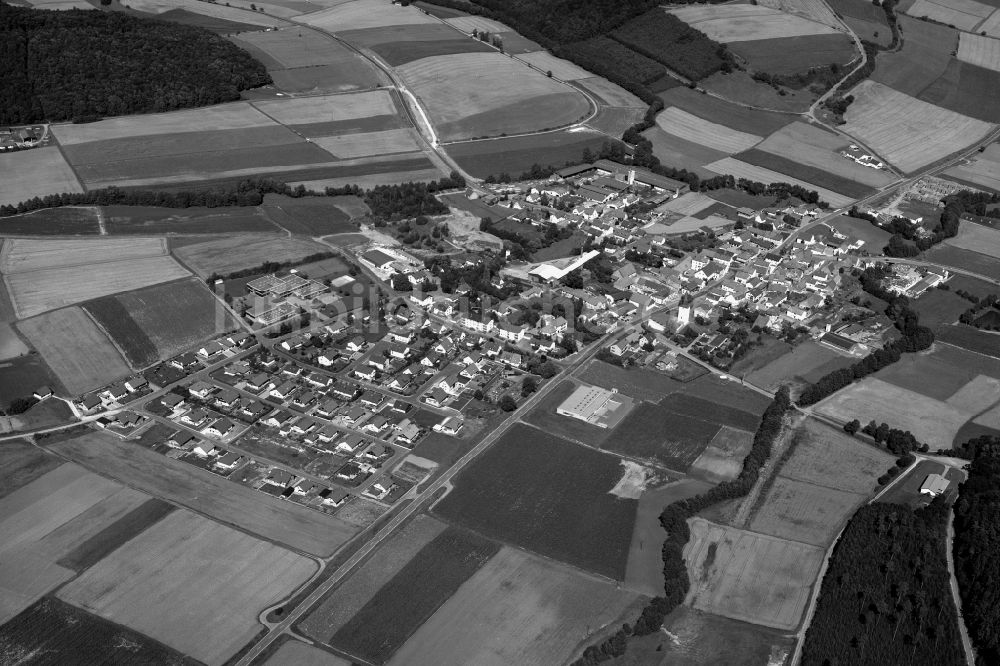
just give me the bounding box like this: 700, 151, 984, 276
947, 508, 977, 666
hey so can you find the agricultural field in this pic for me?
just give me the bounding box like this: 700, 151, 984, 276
261, 194, 360, 235
655, 107, 763, 154
312, 128, 422, 159
253, 90, 400, 135
0, 440, 61, 500
919, 59, 1000, 124
605, 402, 723, 471
45, 430, 359, 557
231, 26, 384, 93
749, 476, 871, 546
943, 215, 1000, 258
0, 147, 83, 209
575, 76, 646, 107
925, 244, 1000, 280
755, 122, 898, 187
577, 359, 693, 402
660, 392, 761, 431
0, 597, 198, 666
747, 339, 856, 393
689, 427, 755, 483
759, 0, 841, 27
86, 278, 231, 367
911, 288, 970, 328
669, 4, 840, 42
0, 462, 145, 623
827, 0, 892, 45
434, 424, 638, 580
705, 157, 857, 207
944, 143, 1000, 191
58, 510, 315, 666
661, 192, 717, 216
389, 546, 640, 666
1, 237, 165, 274
814, 377, 973, 445
839, 81, 994, 173
728, 33, 857, 75
875, 341, 1000, 401
265, 640, 351, 666
445, 129, 617, 179
585, 106, 647, 139
683, 517, 825, 630
173, 235, 328, 277
700, 70, 816, 113
735, 149, 875, 199
104, 205, 279, 235
397, 53, 591, 141
957, 32, 1000, 73
904, 0, 994, 32
520, 50, 595, 80
640, 127, 728, 177
323, 526, 499, 664
17, 307, 131, 395
119, 0, 282, 26
0, 206, 100, 236
301, 0, 437, 32
660, 86, 795, 135
936, 323, 1000, 359
871, 15, 954, 96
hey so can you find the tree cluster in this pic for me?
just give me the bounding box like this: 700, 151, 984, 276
610, 10, 732, 82
0, 4, 269, 124
801, 502, 964, 666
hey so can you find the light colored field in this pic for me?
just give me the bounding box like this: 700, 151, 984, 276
974, 403, 1000, 429
652, 214, 733, 235
300, 515, 446, 642
6, 255, 189, 319
949, 374, 1000, 413
841, 81, 994, 173
519, 50, 595, 80
978, 9, 1000, 38
684, 518, 825, 630
750, 476, 867, 546
397, 52, 589, 140
1, 237, 166, 274
312, 128, 421, 158
815, 377, 972, 446
757, 122, 898, 187
27, 0, 95, 8
690, 426, 754, 483
778, 419, 893, 494
944, 219, 1000, 258
18, 307, 131, 393
265, 641, 351, 666
48, 431, 357, 557
121, 0, 285, 25
660, 192, 717, 216
906, 0, 992, 31
51, 102, 273, 145
174, 235, 328, 278
389, 546, 638, 666
292, 167, 444, 190
668, 4, 839, 41
656, 107, 763, 153
957, 33, 1000, 72
706, 157, 855, 207
0, 463, 139, 624
212, 0, 313, 19
445, 15, 508, 33
233, 26, 368, 67
0, 147, 82, 208
945, 150, 1000, 191
575, 77, 645, 108
301, 0, 436, 30
758, 0, 841, 27
253, 90, 396, 125
58, 510, 315, 666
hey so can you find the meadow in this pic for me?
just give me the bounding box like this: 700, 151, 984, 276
586, 106, 647, 138
104, 205, 279, 235
728, 33, 856, 75
0, 147, 83, 208
0, 354, 60, 405
0, 207, 100, 236
925, 244, 1000, 280
827, 214, 891, 248
46, 431, 358, 557
58, 509, 316, 666
575, 76, 646, 107
684, 518, 825, 630
875, 460, 965, 506
445, 129, 614, 179
261, 194, 360, 235
253, 90, 399, 134
875, 341, 1000, 400
389, 546, 640, 666
870, 16, 954, 97
434, 424, 638, 580
689, 426, 755, 483
943, 216, 1000, 258
660, 392, 761, 431
174, 235, 328, 277
842, 81, 993, 173
659, 86, 796, 135
749, 476, 869, 546
18, 307, 131, 394
826, 0, 892, 46
312, 128, 422, 159
301, 0, 436, 32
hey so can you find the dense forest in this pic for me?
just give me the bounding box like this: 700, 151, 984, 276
0, 3, 269, 123
610, 10, 731, 82
952, 445, 1000, 666
801, 502, 965, 665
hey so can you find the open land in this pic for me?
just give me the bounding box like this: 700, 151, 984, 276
0, 354, 61, 405
925, 244, 1000, 280
312, 128, 422, 159
577, 359, 691, 402
936, 325, 1000, 359
827, 214, 891, 247
700, 70, 815, 113
325, 526, 499, 664
266, 641, 351, 666
842, 81, 994, 174
668, 4, 839, 41
434, 424, 638, 580
104, 205, 279, 235
826, 0, 893, 45
759, 0, 841, 25
683, 517, 825, 630
575, 76, 646, 107
0, 440, 61, 500
779, 420, 893, 492
690, 427, 755, 483
0, 207, 100, 236
729, 34, 857, 75
735, 149, 875, 198
660, 392, 761, 431
390, 546, 640, 666
261, 194, 359, 235
919, 59, 1000, 124
519, 51, 596, 80
0, 147, 83, 208
301, 0, 437, 32
397, 53, 591, 141
871, 15, 954, 95
875, 459, 965, 506
1, 237, 166, 274
605, 402, 722, 471
944, 143, 1000, 191
0, 463, 144, 623
943, 218, 1000, 257
252, 90, 398, 129
640, 127, 728, 177
586, 106, 647, 139
17, 307, 131, 394
45, 430, 358, 556
655, 107, 763, 154
958, 32, 1000, 72
913, 288, 978, 328
121, 0, 283, 26
445, 129, 615, 178
747, 340, 857, 393
875, 342, 1000, 400
705, 157, 857, 206
749, 476, 870, 546
905, 0, 993, 31
58, 509, 315, 666
174, 235, 328, 277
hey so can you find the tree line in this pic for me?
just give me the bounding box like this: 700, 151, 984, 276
573, 387, 791, 664
0, 3, 269, 124
800, 501, 965, 665
952, 440, 1000, 666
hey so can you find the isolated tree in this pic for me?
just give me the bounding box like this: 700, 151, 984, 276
844, 419, 861, 436
498, 395, 517, 412
521, 377, 537, 397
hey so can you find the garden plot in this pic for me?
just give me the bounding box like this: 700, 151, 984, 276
756, 122, 897, 187
58, 510, 315, 666
397, 52, 590, 141
301, 0, 437, 31
945, 143, 1000, 191
668, 4, 839, 41
519, 51, 595, 80
705, 157, 856, 207
906, 0, 993, 31
389, 547, 639, 666
684, 518, 825, 630
0, 147, 82, 209
656, 107, 763, 154
943, 220, 1000, 258
312, 128, 422, 158
958, 32, 1000, 72
842, 81, 994, 173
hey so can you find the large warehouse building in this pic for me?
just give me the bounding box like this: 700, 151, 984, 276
556, 383, 634, 429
